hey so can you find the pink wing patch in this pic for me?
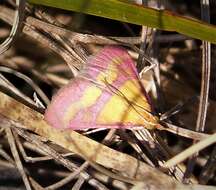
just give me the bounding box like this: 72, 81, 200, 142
45, 46, 158, 130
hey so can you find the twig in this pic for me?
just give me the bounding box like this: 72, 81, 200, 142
0, 5, 81, 71
5, 127, 32, 190
26, 16, 141, 45
184, 0, 211, 181
45, 129, 116, 189
14, 131, 74, 163
0, 91, 208, 189
45, 162, 89, 190
71, 176, 85, 190
0, 146, 14, 164
14, 128, 109, 190
29, 176, 45, 190
196, 0, 211, 137
0, 0, 25, 54
0, 73, 41, 112
163, 133, 216, 168
0, 66, 50, 105
158, 122, 209, 140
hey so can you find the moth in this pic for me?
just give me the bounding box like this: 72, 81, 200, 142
45, 46, 159, 131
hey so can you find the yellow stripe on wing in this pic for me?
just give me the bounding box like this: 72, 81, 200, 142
97, 79, 158, 128
63, 86, 102, 127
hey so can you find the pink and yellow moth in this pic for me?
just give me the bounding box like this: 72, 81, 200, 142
45, 46, 159, 130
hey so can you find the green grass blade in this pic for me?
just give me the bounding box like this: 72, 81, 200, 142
28, 0, 216, 44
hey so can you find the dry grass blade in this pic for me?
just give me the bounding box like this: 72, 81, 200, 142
26, 16, 141, 45
0, 5, 82, 71
45, 162, 89, 190
29, 176, 45, 190
5, 127, 32, 190
163, 132, 216, 168
0, 0, 25, 54
196, 0, 216, 185
0, 1, 216, 189
184, 0, 211, 181
159, 122, 209, 140
0, 66, 50, 106
14, 128, 108, 190
17, 140, 74, 163
0, 73, 37, 109
71, 176, 85, 190
196, 0, 211, 137
0, 92, 215, 189
0, 146, 14, 164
